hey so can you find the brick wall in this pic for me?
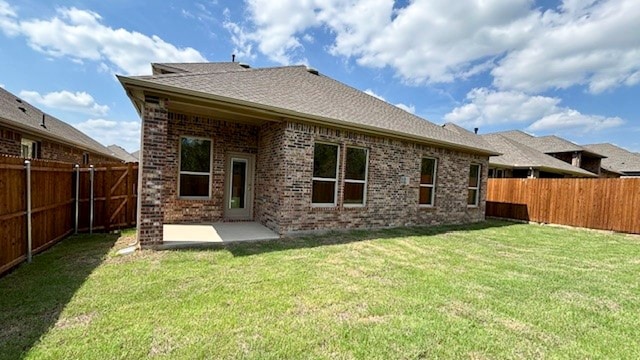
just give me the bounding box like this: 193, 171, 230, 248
148, 110, 489, 241
581, 156, 601, 175
254, 122, 287, 233
276, 121, 488, 234
137, 101, 168, 247
0, 127, 21, 155
162, 112, 259, 223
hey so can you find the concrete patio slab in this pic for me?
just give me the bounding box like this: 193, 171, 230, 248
161, 222, 280, 249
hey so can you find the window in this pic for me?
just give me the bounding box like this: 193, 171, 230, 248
179, 137, 212, 198
468, 164, 481, 206
419, 158, 437, 206
312, 143, 339, 206
344, 147, 368, 205
21, 138, 39, 159
82, 153, 90, 165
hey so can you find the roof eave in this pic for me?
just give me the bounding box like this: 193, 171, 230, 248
118, 76, 500, 157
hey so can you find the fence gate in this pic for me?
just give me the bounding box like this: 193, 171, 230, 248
0, 156, 138, 275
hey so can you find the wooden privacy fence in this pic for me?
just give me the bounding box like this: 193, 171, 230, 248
486, 178, 640, 234
0, 156, 138, 275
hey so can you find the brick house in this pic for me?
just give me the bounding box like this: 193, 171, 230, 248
492, 130, 606, 176
443, 123, 598, 178
118, 62, 499, 247
0, 87, 121, 164
583, 143, 640, 177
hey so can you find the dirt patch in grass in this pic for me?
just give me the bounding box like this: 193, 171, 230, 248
54, 312, 97, 330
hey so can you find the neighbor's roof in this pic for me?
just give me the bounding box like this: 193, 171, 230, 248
107, 144, 138, 162
119, 64, 499, 156
497, 130, 605, 157
481, 133, 598, 177
583, 143, 640, 173
130, 150, 140, 160
0, 87, 118, 160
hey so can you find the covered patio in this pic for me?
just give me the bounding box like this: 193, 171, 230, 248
159, 222, 280, 249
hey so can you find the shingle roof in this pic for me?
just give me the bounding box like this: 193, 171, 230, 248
120, 64, 497, 155
107, 144, 138, 162
152, 62, 249, 75
496, 130, 604, 157
442, 123, 496, 152
0, 87, 118, 159
582, 143, 640, 173
481, 133, 597, 177
131, 150, 139, 160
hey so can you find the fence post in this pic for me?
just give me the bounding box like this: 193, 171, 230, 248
74, 164, 79, 234
105, 164, 111, 233
89, 165, 94, 235
25, 160, 32, 263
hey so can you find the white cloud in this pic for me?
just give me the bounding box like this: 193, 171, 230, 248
0, 83, 4, 88
228, 0, 640, 93
19, 90, 109, 116
364, 88, 415, 114
492, 0, 640, 93
75, 119, 140, 153
527, 110, 624, 133
445, 87, 624, 133
0, 3, 206, 75
0, 0, 19, 36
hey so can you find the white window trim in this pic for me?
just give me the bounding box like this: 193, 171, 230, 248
419, 157, 437, 207
344, 146, 369, 207
312, 142, 340, 207
468, 164, 481, 207
178, 136, 213, 199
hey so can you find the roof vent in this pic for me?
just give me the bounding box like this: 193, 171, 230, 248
18, 106, 26, 113
306, 66, 319, 75
239, 63, 251, 69
41, 114, 47, 128
16, 98, 22, 103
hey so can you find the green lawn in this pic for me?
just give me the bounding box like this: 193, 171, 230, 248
1, 221, 639, 359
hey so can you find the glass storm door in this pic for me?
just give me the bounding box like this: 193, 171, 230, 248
225, 154, 254, 220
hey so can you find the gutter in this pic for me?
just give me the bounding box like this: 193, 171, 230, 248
117, 76, 501, 157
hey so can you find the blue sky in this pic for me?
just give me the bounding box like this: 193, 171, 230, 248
0, 0, 638, 153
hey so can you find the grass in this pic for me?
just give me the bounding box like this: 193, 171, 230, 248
1, 221, 639, 359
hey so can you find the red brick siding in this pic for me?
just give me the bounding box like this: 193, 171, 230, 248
0, 127, 21, 155
276, 121, 488, 234
162, 112, 259, 223
137, 101, 169, 247
254, 122, 287, 233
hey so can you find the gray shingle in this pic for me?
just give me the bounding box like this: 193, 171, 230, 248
122, 65, 497, 155
481, 133, 597, 177
107, 144, 138, 162
497, 130, 604, 157
583, 143, 640, 173
0, 87, 117, 159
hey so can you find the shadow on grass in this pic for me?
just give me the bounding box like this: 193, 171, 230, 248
0, 233, 118, 359
190, 219, 520, 257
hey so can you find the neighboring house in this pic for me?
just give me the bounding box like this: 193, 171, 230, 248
118, 62, 499, 247
481, 133, 597, 178
496, 130, 605, 175
107, 144, 139, 163
130, 150, 140, 160
0, 87, 121, 164
443, 123, 596, 178
583, 143, 640, 177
